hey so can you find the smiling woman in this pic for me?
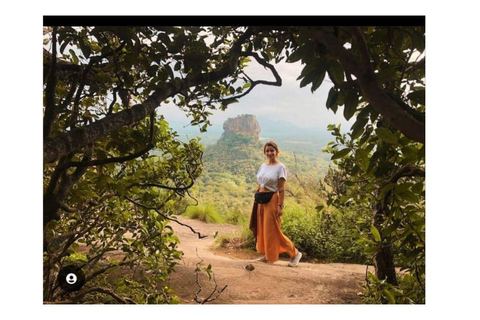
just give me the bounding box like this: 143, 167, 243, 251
250, 140, 303, 266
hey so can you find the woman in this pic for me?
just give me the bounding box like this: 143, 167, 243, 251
250, 141, 302, 267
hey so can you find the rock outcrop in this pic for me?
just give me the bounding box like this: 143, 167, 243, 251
221, 114, 261, 140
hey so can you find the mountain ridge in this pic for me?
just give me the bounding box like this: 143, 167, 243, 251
167, 115, 334, 159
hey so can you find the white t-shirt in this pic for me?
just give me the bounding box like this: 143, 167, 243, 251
256, 163, 288, 192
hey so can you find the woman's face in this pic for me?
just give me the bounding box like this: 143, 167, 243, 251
264, 146, 278, 161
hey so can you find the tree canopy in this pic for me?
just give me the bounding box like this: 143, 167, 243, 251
43, 20, 425, 303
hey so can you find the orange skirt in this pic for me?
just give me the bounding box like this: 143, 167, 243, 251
255, 188, 297, 262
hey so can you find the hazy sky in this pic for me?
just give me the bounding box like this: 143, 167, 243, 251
160, 58, 353, 133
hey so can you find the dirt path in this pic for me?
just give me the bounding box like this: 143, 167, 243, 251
168, 216, 367, 304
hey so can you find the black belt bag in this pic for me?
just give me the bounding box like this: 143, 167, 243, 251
254, 191, 276, 204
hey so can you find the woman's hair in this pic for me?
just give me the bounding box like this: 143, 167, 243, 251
263, 140, 280, 155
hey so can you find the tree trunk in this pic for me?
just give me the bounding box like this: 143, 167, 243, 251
44, 194, 60, 228
373, 205, 398, 285
374, 238, 398, 285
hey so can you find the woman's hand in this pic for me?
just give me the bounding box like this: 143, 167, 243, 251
277, 207, 283, 218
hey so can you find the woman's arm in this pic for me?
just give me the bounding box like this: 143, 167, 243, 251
277, 178, 286, 217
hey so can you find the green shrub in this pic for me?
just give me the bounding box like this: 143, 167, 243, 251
362, 271, 425, 304
224, 207, 249, 225
281, 207, 323, 259
281, 205, 370, 264
184, 203, 224, 223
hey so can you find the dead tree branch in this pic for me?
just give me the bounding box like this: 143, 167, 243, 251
193, 248, 228, 304
124, 197, 207, 239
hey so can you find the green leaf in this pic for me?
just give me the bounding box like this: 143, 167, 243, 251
327, 59, 344, 84
344, 89, 358, 120
59, 37, 71, 54
205, 263, 213, 280
350, 116, 369, 140
407, 88, 425, 106
356, 149, 370, 171
326, 87, 339, 112
298, 60, 317, 79
299, 71, 317, 88
69, 49, 79, 64
397, 189, 419, 203
382, 219, 401, 237
174, 61, 182, 71
311, 70, 326, 93
371, 225, 381, 242
287, 46, 306, 63
79, 38, 91, 58
411, 29, 425, 51
400, 146, 417, 161
412, 182, 424, 194
331, 148, 351, 160
376, 127, 398, 144
396, 182, 413, 193
380, 182, 396, 196
383, 289, 396, 304
164, 64, 174, 79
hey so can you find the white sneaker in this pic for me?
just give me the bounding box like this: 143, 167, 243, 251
255, 256, 267, 262
288, 251, 302, 267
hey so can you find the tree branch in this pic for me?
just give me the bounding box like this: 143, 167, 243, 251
59, 75, 79, 111
68, 59, 96, 130
221, 51, 282, 103
84, 261, 131, 284
128, 160, 199, 193
44, 154, 91, 226
387, 165, 425, 184
379, 165, 425, 216
59, 112, 156, 170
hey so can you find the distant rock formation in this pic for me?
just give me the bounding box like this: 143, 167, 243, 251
221, 114, 261, 140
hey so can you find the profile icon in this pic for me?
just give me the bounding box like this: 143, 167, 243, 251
66, 273, 77, 285
57, 265, 85, 292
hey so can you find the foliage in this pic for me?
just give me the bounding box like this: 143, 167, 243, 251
43, 25, 265, 303
288, 26, 425, 143
281, 204, 370, 264
322, 121, 425, 300
362, 271, 425, 304
43, 117, 203, 303
306, 25, 426, 303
